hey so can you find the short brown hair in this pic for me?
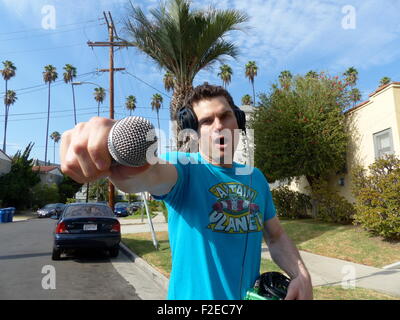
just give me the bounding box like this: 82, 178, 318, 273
184, 82, 236, 110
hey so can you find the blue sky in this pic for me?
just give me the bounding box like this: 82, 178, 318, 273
0, 0, 399, 164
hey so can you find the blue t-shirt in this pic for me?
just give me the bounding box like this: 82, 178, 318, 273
152, 152, 276, 300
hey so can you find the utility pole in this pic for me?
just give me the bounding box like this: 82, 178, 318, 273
87, 11, 128, 211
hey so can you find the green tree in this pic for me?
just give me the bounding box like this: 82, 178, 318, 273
343, 67, 358, 87
63, 64, 77, 125
241, 94, 253, 106
245, 61, 257, 105
125, 95, 137, 116
151, 93, 163, 131
349, 88, 362, 107
93, 87, 106, 116
379, 77, 391, 87
278, 70, 293, 89
305, 70, 318, 79
0, 143, 40, 209
43, 65, 58, 164
123, 0, 248, 123
218, 64, 233, 89
89, 178, 109, 201
50, 131, 61, 164
1, 60, 17, 153
58, 174, 83, 203
3, 89, 17, 153
250, 72, 352, 192
163, 71, 175, 93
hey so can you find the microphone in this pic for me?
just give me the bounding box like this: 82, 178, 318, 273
107, 116, 158, 167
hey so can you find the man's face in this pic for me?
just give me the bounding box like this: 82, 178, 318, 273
192, 96, 240, 167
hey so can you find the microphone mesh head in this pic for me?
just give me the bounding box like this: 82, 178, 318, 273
108, 116, 158, 167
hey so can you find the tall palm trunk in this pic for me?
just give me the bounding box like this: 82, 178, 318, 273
97, 101, 100, 117
53, 140, 56, 164
252, 80, 256, 106
45, 82, 51, 164
3, 80, 8, 152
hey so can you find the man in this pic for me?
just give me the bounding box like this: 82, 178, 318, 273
60, 83, 313, 300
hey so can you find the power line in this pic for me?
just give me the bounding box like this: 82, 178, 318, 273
0, 18, 103, 36
0, 43, 84, 55
122, 70, 171, 99
0, 23, 102, 42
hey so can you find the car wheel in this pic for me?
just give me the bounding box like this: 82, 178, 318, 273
109, 246, 119, 258
52, 247, 62, 260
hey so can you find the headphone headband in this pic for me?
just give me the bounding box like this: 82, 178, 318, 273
177, 104, 246, 133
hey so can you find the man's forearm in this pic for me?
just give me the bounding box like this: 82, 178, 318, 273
266, 232, 310, 280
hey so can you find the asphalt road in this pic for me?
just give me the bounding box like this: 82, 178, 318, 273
0, 218, 143, 300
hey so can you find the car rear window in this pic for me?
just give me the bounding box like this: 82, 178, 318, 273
63, 205, 114, 217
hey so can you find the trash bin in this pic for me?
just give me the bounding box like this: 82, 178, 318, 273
7, 207, 15, 222
0, 209, 7, 223
4, 208, 11, 223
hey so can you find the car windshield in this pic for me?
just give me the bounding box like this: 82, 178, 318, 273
43, 204, 57, 209
63, 205, 113, 217
115, 203, 128, 208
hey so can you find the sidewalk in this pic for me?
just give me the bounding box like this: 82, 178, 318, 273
121, 213, 400, 298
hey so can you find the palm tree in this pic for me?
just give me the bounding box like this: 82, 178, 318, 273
1, 60, 17, 152
163, 71, 175, 92
349, 88, 362, 107
343, 67, 358, 87
43, 65, 58, 164
93, 87, 106, 116
379, 77, 391, 87
245, 61, 257, 106
123, 0, 248, 124
279, 70, 293, 89
218, 64, 233, 89
151, 93, 163, 132
3, 90, 17, 153
50, 131, 61, 164
125, 95, 137, 116
241, 94, 252, 106
306, 70, 318, 79
63, 64, 77, 125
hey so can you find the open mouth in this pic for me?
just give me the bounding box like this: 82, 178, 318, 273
214, 136, 228, 147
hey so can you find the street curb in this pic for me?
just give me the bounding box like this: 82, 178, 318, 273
119, 241, 169, 292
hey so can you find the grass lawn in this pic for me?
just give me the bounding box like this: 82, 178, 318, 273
122, 231, 399, 300
278, 218, 400, 268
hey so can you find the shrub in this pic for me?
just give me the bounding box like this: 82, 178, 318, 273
351, 155, 400, 240
31, 183, 60, 208
271, 186, 311, 219
310, 180, 356, 224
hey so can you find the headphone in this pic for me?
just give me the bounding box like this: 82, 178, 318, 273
177, 104, 247, 133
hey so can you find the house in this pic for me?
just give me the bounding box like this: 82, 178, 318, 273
289, 82, 400, 203
32, 166, 63, 186
0, 150, 12, 176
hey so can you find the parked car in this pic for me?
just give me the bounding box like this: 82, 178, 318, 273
128, 201, 144, 213
114, 202, 130, 217
37, 203, 65, 218
52, 203, 121, 260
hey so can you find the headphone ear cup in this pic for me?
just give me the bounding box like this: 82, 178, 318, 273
178, 107, 198, 131
234, 108, 246, 132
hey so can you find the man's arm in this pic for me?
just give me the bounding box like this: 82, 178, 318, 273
263, 217, 313, 300
60, 116, 178, 196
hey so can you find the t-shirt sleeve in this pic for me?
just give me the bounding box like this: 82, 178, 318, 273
255, 168, 276, 222
151, 152, 189, 204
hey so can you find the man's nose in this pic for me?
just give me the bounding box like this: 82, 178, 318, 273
213, 117, 224, 131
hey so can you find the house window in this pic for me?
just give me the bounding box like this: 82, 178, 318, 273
373, 128, 394, 159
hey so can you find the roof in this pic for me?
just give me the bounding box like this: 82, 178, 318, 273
0, 149, 12, 161
32, 166, 61, 173
345, 81, 400, 114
